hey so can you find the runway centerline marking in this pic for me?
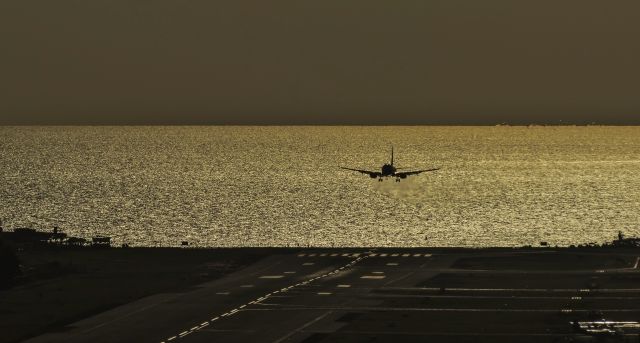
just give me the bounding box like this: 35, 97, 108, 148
361, 275, 386, 279
259, 275, 284, 279
337, 284, 351, 288
386, 263, 399, 266
303, 262, 315, 266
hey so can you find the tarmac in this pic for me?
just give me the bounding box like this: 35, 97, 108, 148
23, 249, 640, 343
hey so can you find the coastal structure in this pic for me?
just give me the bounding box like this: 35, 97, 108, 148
611, 231, 640, 248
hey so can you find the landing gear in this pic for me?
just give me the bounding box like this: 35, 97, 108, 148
378, 178, 383, 182
395, 178, 401, 182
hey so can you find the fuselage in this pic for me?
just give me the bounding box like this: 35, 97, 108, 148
381, 163, 396, 176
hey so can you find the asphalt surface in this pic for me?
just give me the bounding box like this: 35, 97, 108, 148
24, 250, 640, 343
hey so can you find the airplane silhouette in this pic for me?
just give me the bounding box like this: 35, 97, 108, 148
341, 147, 439, 182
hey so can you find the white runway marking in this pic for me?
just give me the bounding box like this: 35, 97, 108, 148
160, 255, 370, 343
240, 285, 254, 288
361, 275, 386, 279
337, 284, 351, 288
386, 263, 399, 266
284, 271, 296, 274
391, 253, 399, 257
380, 253, 388, 257
372, 271, 384, 274
303, 262, 315, 266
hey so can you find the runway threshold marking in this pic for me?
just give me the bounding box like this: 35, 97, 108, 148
159, 255, 370, 342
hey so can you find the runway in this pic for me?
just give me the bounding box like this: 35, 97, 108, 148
24, 250, 640, 343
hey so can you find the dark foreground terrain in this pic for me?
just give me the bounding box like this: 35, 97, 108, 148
3, 247, 640, 343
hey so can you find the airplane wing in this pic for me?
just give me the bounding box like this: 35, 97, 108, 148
340, 167, 381, 178
395, 168, 440, 178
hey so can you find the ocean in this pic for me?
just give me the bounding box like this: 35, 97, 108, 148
1, 126, 639, 247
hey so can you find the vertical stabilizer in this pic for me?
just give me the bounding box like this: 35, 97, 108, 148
391, 146, 394, 165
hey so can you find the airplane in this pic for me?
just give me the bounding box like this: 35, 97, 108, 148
340, 147, 439, 182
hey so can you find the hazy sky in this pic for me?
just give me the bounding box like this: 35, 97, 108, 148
1, 1, 640, 125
